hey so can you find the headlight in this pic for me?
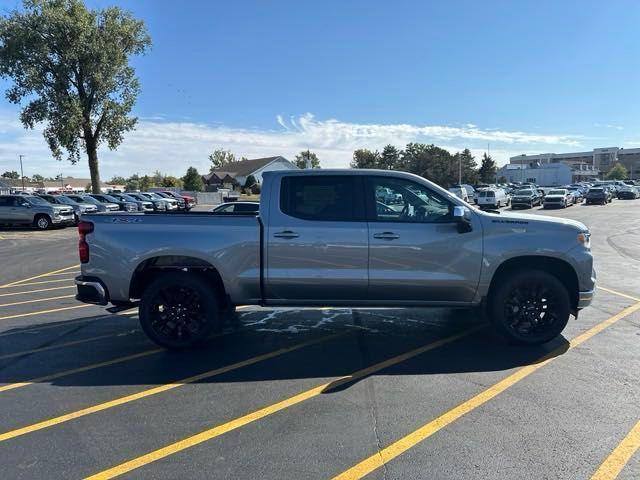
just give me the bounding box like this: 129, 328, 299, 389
577, 232, 591, 249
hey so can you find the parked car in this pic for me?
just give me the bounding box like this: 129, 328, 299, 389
88, 193, 137, 212
584, 187, 611, 205
477, 188, 508, 209
566, 187, 584, 202
617, 186, 640, 200
511, 189, 542, 209
448, 187, 470, 202
75, 169, 595, 350
0, 194, 74, 229
451, 184, 477, 203
37, 193, 98, 224
66, 194, 118, 213
140, 192, 178, 211
212, 202, 260, 213
109, 193, 155, 212
161, 191, 196, 210
543, 189, 575, 209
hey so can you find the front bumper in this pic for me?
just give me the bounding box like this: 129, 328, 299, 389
578, 289, 595, 309
75, 276, 108, 305
52, 214, 75, 224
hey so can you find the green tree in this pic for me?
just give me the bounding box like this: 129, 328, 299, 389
139, 175, 152, 192
605, 162, 628, 180
0, 0, 151, 193
351, 149, 380, 169
208, 149, 236, 171
31, 173, 44, 182
294, 150, 320, 169
125, 174, 139, 191
161, 176, 183, 188
1, 170, 19, 179
399, 143, 453, 186
109, 175, 127, 185
452, 148, 479, 185
182, 166, 204, 192
244, 174, 257, 189
378, 144, 401, 170
478, 153, 497, 183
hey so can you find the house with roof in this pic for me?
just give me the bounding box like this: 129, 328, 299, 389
202, 156, 299, 189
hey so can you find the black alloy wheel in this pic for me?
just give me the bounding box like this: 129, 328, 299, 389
490, 270, 570, 344
139, 272, 219, 349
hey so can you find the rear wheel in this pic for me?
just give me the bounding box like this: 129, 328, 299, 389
139, 272, 220, 349
33, 214, 51, 230
489, 270, 570, 345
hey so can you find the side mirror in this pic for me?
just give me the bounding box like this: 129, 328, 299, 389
453, 205, 472, 233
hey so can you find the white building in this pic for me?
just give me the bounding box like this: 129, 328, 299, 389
203, 156, 299, 189
510, 146, 639, 179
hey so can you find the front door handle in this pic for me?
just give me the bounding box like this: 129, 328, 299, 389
274, 230, 299, 239
373, 232, 400, 240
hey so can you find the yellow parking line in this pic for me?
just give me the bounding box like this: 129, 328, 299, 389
0, 265, 79, 289
597, 286, 640, 303
0, 330, 353, 443
0, 304, 92, 321
83, 325, 482, 480
591, 419, 640, 480
0, 285, 76, 298
1, 278, 74, 287
0, 330, 138, 361
331, 301, 640, 480
0, 348, 162, 393
0, 309, 137, 337
45, 272, 80, 277
0, 294, 76, 308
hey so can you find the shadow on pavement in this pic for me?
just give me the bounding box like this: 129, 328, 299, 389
0, 307, 570, 391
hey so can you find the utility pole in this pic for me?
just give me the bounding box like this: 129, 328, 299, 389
458, 153, 462, 185
19, 154, 25, 191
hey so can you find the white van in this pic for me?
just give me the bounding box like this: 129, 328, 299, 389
477, 188, 508, 208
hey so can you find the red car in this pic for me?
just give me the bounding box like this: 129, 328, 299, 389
161, 191, 196, 210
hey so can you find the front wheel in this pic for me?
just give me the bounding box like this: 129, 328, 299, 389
33, 214, 51, 230
139, 272, 220, 349
489, 270, 570, 344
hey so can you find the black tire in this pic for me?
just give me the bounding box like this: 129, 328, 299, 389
139, 272, 220, 349
489, 270, 570, 345
33, 214, 51, 230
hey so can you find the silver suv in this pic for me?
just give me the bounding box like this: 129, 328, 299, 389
0, 194, 75, 229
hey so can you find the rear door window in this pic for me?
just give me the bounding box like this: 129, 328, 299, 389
280, 175, 362, 221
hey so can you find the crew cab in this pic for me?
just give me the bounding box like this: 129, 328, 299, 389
75, 170, 596, 349
0, 194, 75, 229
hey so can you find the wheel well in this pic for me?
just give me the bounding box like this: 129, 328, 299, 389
129, 256, 227, 306
488, 256, 579, 310
34, 213, 50, 220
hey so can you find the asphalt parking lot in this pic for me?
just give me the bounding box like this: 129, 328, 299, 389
0, 201, 639, 480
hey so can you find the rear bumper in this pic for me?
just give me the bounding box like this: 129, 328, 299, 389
75, 276, 108, 305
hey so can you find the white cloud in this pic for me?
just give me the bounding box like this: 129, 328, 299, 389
0, 111, 585, 179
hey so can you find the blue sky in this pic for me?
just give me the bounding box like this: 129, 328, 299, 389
1, 0, 639, 178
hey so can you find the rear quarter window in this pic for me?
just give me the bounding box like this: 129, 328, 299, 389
280, 176, 360, 221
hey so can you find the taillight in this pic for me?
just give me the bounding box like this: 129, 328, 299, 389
78, 221, 94, 263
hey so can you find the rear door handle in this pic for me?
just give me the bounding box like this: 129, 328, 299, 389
373, 232, 400, 240
274, 230, 299, 239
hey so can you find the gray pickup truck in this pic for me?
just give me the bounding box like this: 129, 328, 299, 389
75, 170, 595, 349
0, 194, 75, 229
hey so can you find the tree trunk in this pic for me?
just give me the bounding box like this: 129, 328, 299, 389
86, 138, 101, 193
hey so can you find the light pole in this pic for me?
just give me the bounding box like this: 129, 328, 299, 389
19, 154, 25, 191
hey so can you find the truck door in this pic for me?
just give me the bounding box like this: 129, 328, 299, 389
10, 196, 32, 224
265, 174, 369, 302
365, 175, 483, 304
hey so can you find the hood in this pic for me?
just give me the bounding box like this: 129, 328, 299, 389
544, 194, 565, 199
486, 210, 587, 232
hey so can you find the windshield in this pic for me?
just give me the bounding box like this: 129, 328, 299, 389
144, 192, 162, 200
74, 195, 100, 205
548, 190, 566, 195
25, 196, 50, 206
117, 193, 138, 202
55, 196, 78, 205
